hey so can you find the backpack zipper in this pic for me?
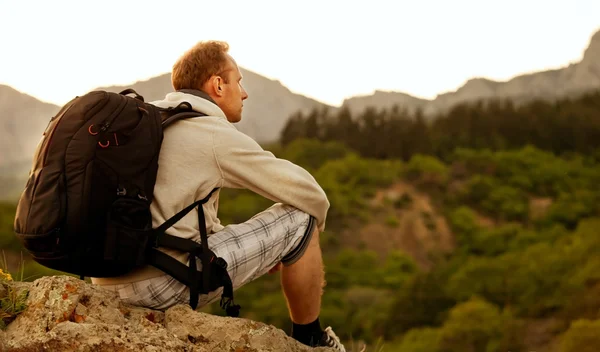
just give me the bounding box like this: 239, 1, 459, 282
99, 97, 129, 133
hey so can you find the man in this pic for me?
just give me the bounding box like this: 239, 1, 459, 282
91, 41, 345, 351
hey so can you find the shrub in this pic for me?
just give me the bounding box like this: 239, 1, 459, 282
276, 138, 352, 172
377, 251, 418, 290
447, 206, 480, 250
462, 175, 498, 205
385, 215, 399, 228
385, 271, 456, 338
481, 185, 529, 222
438, 297, 508, 352
392, 327, 442, 352
543, 190, 599, 230
559, 319, 600, 352
0, 268, 28, 329
404, 155, 449, 189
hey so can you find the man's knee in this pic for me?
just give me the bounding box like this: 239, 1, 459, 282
281, 215, 319, 266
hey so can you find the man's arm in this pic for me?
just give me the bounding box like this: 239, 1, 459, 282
212, 123, 330, 231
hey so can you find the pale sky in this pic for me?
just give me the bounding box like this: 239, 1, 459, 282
1, 0, 599, 107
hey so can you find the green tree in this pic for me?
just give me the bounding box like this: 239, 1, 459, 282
280, 111, 305, 146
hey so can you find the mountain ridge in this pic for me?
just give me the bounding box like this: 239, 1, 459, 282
342, 28, 600, 116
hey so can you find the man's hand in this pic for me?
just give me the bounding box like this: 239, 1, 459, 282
268, 262, 282, 274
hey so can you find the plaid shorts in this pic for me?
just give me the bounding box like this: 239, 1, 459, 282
101, 203, 316, 310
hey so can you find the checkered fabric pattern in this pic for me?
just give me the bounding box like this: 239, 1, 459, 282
101, 203, 315, 310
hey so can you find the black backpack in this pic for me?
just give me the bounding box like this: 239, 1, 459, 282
13, 89, 240, 316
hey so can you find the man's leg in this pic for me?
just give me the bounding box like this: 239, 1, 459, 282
280, 229, 345, 351
280, 228, 330, 347
281, 228, 324, 324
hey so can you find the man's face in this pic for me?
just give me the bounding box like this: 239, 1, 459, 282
216, 56, 248, 123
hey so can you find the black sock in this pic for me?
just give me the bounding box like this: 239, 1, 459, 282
291, 317, 323, 346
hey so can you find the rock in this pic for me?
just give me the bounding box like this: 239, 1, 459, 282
0, 331, 6, 352
1, 275, 335, 352
164, 305, 324, 351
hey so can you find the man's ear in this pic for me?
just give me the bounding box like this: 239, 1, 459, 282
211, 76, 224, 97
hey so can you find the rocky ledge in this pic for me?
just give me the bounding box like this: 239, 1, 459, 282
0, 275, 334, 352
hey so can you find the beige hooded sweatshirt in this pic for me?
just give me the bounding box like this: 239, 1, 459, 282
92, 91, 330, 286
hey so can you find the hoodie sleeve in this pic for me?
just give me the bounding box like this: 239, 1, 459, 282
212, 122, 330, 231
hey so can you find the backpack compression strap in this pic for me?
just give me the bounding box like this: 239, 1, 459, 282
148, 188, 240, 316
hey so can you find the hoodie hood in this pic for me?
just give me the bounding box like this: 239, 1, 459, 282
150, 91, 226, 119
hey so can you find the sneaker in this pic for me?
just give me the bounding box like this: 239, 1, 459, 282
317, 326, 346, 352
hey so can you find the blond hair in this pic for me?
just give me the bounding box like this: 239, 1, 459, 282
171, 41, 231, 91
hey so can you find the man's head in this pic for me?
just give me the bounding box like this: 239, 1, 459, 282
172, 41, 248, 123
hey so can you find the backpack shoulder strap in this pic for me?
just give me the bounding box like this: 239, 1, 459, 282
147, 188, 239, 316
162, 111, 207, 129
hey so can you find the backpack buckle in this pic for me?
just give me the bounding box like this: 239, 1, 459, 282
116, 186, 127, 196
214, 257, 228, 270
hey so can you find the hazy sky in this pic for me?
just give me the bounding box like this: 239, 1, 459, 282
1, 0, 599, 107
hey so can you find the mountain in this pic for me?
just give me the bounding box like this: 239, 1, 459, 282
0, 85, 59, 173
341, 90, 429, 117
97, 68, 330, 143
342, 29, 600, 117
